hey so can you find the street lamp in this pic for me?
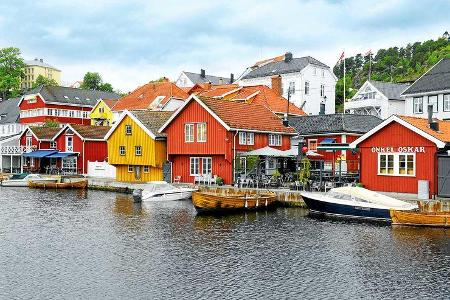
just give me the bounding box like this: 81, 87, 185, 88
297, 136, 305, 171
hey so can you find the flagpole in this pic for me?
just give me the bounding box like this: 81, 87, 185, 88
369, 52, 372, 81
343, 51, 346, 103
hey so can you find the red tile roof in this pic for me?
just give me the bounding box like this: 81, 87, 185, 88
398, 115, 450, 143
113, 81, 189, 111
103, 99, 118, 109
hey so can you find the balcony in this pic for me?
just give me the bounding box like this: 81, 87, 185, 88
0, 146, 34, 155
344, 97, 382, 111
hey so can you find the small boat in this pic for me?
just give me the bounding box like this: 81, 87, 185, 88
301, 187, 417, 222
28, 179, 88, 189
192, 190, 277, 214
0, 173, 58, 187
390, 201, 450, 227
132, 181, 197, 202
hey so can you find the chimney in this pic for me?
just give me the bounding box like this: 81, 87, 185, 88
230, 73, 234, 83
271, 75, 282, 96
200, 69, 206, 78
283, 114, 289, 127
319, 102, 326, 115
428, 104, 439, 131
284, 52, 293, 62
40, 58, 43, 63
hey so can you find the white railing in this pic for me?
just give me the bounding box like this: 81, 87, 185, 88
0, 146, 34, 155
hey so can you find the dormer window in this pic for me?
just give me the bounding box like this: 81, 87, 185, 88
125, 125, 132, 135
150, 96, 166, 109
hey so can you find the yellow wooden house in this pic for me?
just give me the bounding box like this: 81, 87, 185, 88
105, 110, 173, 182
89, 99, 118, 126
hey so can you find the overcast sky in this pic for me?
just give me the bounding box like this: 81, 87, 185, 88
0, 0, 448, 92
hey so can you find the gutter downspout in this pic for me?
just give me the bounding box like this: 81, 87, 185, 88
233, 130, 239, 184
82, 140, 85, 175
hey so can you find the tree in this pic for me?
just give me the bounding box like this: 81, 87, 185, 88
0, 47, 26, 100
80, 72, 114, 92
32, 74, 58, 88
43, 119, 60, 127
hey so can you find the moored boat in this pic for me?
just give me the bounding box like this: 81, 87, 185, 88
192, 191, 277, 214
1, 173, 58, 187
132, 181, 197, 202
301, 187, 417, 222
390, 209, 450, 227
28, 179, 88, 189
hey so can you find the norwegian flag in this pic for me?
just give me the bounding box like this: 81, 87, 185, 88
338, 51, 345, 62
365, 49, 372, 56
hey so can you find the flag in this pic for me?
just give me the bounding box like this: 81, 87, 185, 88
338, 51, 345, 62
365, 49, 372, 56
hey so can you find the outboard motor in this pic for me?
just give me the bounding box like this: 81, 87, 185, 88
132, 189, 143, 203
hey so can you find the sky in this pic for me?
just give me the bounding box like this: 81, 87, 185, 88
0, 0, 449, 92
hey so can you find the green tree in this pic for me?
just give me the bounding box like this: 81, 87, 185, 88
0, 47, 26, 100
80, 72, 114, 92
32, 74, 58, 88
43, 119, 60, 127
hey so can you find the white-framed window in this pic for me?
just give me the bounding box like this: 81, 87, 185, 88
289, 81, 295, 94
239, 132, 254, 145
135, 146, 142, 156
190, 157, 200, 176
197, 123, 207, 142
82, 111, 89, 119
119, 146, 126, 156
413, 97, 423, 114
308, 139, 318, 151
26, 135, 33, 148
128, 165, 133, 173
143, 166, 150, 173
320, 84, 325, 97
313, 67, 317, 75
69, 110, 75, 118
185, 123, 194, 143
239, 132, 246, 145
47, 108, 53, 116
321, 69, 325, 77
201, 157, 212, 175
378, 153, 415, 177
428, 95, 438, 113
65, 135, 73, 152
444, 94, 450, 112
125, 125, 132, 135
50, 141, 57, 149
305, 81, 310, 95
267, 157, 276, 169
76, 111, 81, 118
62, 157, 77, 171
99, 107, 105, 113
247, 132, 254, 145
268, 134, 282, 146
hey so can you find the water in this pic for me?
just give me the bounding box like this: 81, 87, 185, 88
0, 188, 449, 300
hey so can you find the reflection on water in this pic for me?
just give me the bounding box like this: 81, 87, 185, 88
0, 188, 449, 300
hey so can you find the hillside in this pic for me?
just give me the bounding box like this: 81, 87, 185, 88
333, 33, 450, 111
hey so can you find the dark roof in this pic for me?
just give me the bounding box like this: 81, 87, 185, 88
25, 85, 121, 107
402, 58, 450, 95
0, 97, 21, 124
0, 133, 20, 142
184, 72, 231, 85
70, 124, 111, 140
131, 110, 174, 138
242, 56, 330, 80
288, 114, 382, 135
24, 59, 60, 71
369, 80, 410, 100
29, 127, 61, 140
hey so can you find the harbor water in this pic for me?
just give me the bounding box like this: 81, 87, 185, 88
1, 188, 449, 299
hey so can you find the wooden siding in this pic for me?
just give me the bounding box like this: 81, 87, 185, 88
116, 165, 163, 182
358, 122, 437, 197
89, 100, 114, 126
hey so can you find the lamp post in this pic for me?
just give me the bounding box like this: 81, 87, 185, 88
297, 136, 305, 171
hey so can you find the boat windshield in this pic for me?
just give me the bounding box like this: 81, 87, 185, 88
145, 182, 174, 192
10, 173, 29, 180
326, 191, 369, 203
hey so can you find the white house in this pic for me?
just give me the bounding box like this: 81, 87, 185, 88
237, 52, 337, 115
344, 80, 411, 119
402, 58, 450, 119
175, 69, 233, 87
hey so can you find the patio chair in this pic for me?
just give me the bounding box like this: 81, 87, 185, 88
310, 181, 321, 192
173, 176, 181, 183
324, 181, 334, 192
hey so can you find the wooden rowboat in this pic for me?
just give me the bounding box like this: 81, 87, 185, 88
390, 210, 450, 227
192, 191, 277, 214
28, 179, 88, 190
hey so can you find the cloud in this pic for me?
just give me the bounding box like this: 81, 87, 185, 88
0, 0, 448, 91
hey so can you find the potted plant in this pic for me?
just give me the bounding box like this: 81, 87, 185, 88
216, 176, 224, 186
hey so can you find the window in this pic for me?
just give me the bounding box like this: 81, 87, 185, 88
69, 110, 75, 118
267, 157, 276, 169
125, 125, 132, 135
428, 95, 438, 113
239, 132, 246, 145
308, 139, 318, 151
320, 84, 325, 97
247, 132, 254, 145
128, 165, 133, 173
99, 107, 105, 113
305, 81, 310, 95
82, 111, 89, 119
65, 136, 73, 152
202, 157, 212, 175
322, 69, 325, 77
62, 157, 77, 171
47, 109, 53, 116
50, 141, 57, 149
239, 132, 254, 145
444, 94, 450, 112
190, 157, 200, 175
413, 97, 423, 114
119, 146, 126, 156
76, 111, 82, 118
26, 136, 32, 148
135, 146, 142, 156
269, 134, 282, 146
378, 153, 415, 176
289, 81, 295, 94
313, 67, 317, 75
143, 166, 150, 173
185, 123, 194, 142
197, 123, 207, 142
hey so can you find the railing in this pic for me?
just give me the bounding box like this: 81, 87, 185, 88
0, 146, 34, 155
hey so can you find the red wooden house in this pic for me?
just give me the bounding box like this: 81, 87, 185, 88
19, 85, 120, 125
159, 95, 296, 184
350, 114, 450, 198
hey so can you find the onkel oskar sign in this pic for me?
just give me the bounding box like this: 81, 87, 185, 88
371, 146, 426, 153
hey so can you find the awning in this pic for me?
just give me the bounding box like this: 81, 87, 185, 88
320, 138, 336, 144
282, 148, 324, 158
22, 150, 58, 158
241, 146, 289, 157
46, 152, 78, 158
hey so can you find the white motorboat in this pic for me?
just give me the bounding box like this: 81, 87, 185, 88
0, 173, 58, 187
301, 186, 417, 222
133, 181, 197, 202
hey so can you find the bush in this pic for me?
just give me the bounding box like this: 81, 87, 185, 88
216, 176, 224, 186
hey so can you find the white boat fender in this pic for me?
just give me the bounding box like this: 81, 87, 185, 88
256, 198, 259, 207
265, 199, 268, 207
132, 189, 143, 203
245, 195, 248, 208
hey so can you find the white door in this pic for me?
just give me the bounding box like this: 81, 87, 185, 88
66, 136, 73, 152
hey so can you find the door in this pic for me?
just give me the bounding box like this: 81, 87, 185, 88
162, 161, 172, 183
438, 156, 450, 197
66, 135, 73, 152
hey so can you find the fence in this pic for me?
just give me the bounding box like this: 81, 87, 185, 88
87, 161, 116, 178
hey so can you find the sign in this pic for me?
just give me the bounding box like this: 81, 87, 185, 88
371, 146, 425, 153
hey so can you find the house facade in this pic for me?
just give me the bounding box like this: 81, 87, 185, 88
344, 80, 411, 119
22, 58, 61, 90
89, 99, 118, 126
160, 95, 295, 185
19, 85, 120, 126
238, 53, 337, 115
403, 58, 450, 119
176, 70, 233, 87
106, 110, 173, 182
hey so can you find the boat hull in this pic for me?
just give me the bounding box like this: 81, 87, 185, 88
142, 190, 194, 201
192, 191, 277, 214
302, 194, 391, 222
28, 180, 88, 189
390, 210, 450, 227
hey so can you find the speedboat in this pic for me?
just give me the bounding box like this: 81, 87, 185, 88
301, 186, 417, 222
132, 181, 197, 202
0, 173, 58, 187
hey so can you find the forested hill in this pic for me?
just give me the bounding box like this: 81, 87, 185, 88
333, 34, 450, 110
